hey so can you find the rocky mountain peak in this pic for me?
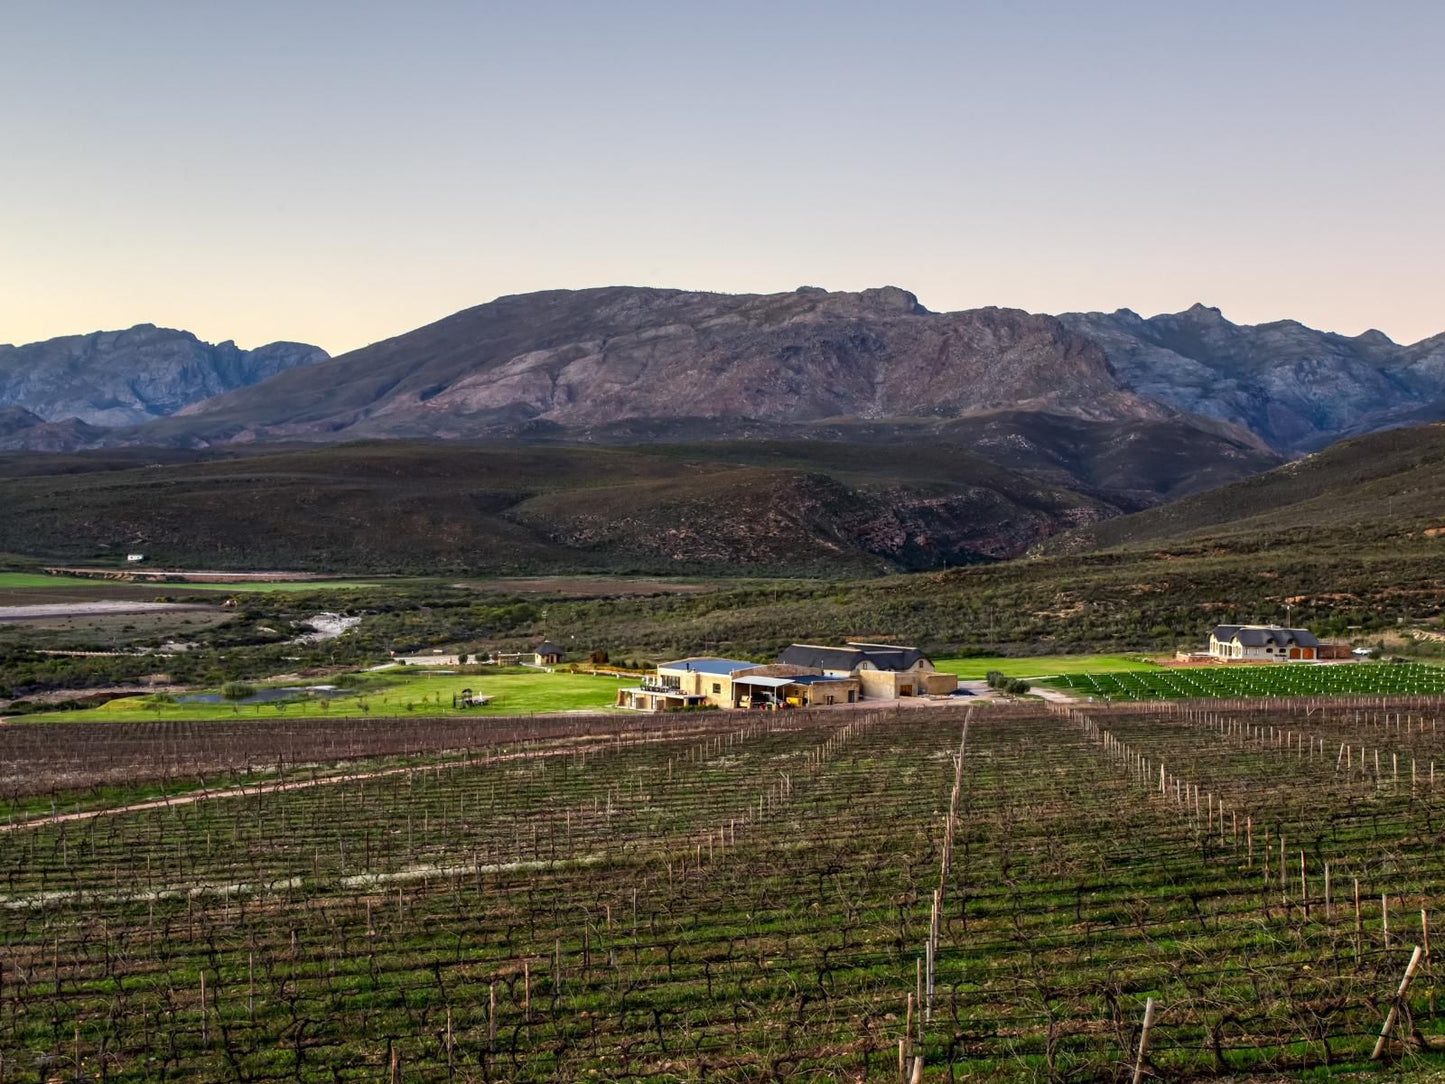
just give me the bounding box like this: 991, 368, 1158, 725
857, 286, 926, 314
0, 326, 328, 427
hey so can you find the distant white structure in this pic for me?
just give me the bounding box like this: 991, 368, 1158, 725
125, 553, 145, 563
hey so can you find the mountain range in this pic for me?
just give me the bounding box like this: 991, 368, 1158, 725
1, 286, 1441, 571
1058, 304, 1445, 453
5, 286, 1441, 457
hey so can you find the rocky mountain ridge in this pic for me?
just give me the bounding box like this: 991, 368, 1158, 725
6, 286, 1442, 467
0, 324, 328, 428
1059, 304, 1445, 453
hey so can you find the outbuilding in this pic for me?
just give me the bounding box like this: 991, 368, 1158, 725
775, 642, 958, 698
533, 641, 565, 666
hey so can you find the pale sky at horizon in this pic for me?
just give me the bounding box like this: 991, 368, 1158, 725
3, 0, 1442, 355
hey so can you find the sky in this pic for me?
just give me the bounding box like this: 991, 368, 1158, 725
2, 0, 1442, 354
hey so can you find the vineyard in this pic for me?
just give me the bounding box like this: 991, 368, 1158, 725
1049, 661, 1445, 701
3, 698, 1445, 1080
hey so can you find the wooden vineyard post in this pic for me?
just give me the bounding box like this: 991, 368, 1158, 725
1131, 997, 1157, 1084
899, 994, 916, 1083
1355, 880, 1363, 956
915, 958, 922, 1024
1427, 910, 1437, 1015
446, 1006, 454, 1081
1383, 894, 1390, 948
1371, 945, 1425, 1060
1324, 862, 1332, 921
489, 982, 498, 1053
1247, 817, 1253, 868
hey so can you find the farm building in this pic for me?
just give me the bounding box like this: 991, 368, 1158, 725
616, 657, 863, 712
776, 642, 958, 698
485, 642, 566, 667
394, 652, 463, 666
618, 643, 957, 711
616, 657, 758, 711
1208, 625, 1322, 661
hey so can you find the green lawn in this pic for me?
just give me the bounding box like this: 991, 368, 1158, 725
933, 654, 1163, 680
54, 668, 631, 722
0, 572, 379, 592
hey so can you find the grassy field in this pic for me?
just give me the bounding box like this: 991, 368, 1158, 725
934, 653, 1162, 679
0, 572, 380, 592
3, 701, 1445, 1080
56, 667, 632, 722
1050, 660, 1445, 700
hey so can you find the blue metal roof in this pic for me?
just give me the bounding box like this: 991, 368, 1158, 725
786, 674, 854, 685
657, 657, 758, 676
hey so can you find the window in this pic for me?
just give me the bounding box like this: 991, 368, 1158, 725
712, 683, 721, 695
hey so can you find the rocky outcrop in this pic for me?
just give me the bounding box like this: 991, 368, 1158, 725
0, 324, 327, 427
0, 406, 44, 439
1059, 305, 1445, 453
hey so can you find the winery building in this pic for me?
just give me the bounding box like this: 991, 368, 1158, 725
1208, 625, 1322, 662
775, 642, 959, 698
615, 657, 859, 711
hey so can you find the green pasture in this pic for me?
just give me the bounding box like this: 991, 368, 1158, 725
1050, 661, 1445, 701
0, 573, 136, 588
0, 572, 379, 592
934, 654, 1162, 680
156, 579, 380, 593
54, 667, 630, 722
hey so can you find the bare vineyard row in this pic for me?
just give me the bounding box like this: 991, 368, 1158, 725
2, 700, 1445, 1080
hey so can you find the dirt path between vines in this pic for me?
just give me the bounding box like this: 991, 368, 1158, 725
0, 734, 686, 835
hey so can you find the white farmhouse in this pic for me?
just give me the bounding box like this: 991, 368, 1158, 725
1208, 625, 1321, 661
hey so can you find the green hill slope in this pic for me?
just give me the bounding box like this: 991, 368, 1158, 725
0, 440, 1122, 576
1050, 422, 1445, 553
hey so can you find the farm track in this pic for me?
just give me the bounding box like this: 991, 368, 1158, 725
0, 729, 741, 834
2, 701, 1445, 1080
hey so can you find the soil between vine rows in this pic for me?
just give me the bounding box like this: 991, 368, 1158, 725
2, 701, 1444, 1081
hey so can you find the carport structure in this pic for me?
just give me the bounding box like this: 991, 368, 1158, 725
731, 674, 793, 709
